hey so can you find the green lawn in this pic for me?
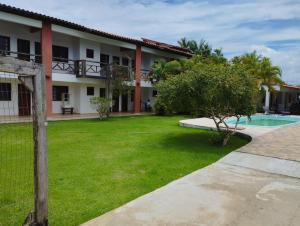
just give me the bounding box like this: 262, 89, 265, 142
0, 115, 248, 226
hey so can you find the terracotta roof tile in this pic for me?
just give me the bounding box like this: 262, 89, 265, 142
0, 3, 192, 57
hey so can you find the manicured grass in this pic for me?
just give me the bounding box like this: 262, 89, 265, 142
0, 115, 248, 226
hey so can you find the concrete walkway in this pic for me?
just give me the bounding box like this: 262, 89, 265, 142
82, 118, 300, 226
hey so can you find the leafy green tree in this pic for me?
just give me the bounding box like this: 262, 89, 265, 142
155, 61, 258, 146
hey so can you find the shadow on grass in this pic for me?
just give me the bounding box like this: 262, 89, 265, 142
158, 130, 248, 154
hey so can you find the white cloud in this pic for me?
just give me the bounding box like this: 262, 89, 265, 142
1, 0, 300, 84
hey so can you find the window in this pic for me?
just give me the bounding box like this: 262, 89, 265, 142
52, 86, 68, 101
100, 54, 109, 67
131, 59, 135, 69
35, 42, 41, 63
86, 48, 94, 58
0, 36, 10, 55
122, 57, 129, 66
113, 56, 120, 65
87, 87, 94, 96
53, 45, 68, 62
0, 83, 11, 101
100, 88, 106, 98
17, 39, 30, 61
153, 90, 158, 97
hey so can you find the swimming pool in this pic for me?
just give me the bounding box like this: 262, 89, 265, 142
226, 115, 300, 127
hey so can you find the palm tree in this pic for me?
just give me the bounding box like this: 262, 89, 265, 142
232, 51, 283, 89
233, 51, 260, 75
178, 38, 212, 57
197, 39, 212, 57
259, 57, 283, 89
211, 48, 227, 64
177, 38, 190, 49
148, 59, 185, 83
148, 59, 167, 83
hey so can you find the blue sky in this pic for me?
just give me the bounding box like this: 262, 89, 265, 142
2, 0, 300, 84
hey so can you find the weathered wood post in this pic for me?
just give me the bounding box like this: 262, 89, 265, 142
0, 56, 48, 225
32, 67, 48, 226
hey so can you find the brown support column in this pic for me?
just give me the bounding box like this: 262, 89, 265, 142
41, 21, 52, 117
134, 45, 141, 113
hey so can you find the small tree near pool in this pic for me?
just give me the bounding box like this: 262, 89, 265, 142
156, 62, 258, 146
90, 97, 111, 120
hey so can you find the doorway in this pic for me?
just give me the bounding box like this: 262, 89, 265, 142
121, 93, 128, 112
17, 39, 30, 61
112, 89, 119, 112
18, 84, 31, 116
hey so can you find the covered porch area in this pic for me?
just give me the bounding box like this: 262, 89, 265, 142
264, 84, 300, 114
0, 112, 153, 124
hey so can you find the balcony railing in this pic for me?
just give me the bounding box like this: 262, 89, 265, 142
0, 50, 150, 81
52, 58, 76, 74
141, 69, 150, 81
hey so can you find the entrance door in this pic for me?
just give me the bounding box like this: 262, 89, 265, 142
18, 84, 31, 116
121, 93, 128, 112
112, 89, 119, 112
17, 39, 30, 61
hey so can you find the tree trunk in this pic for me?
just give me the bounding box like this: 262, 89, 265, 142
222, 132, 231, 146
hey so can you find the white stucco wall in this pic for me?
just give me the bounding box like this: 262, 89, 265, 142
52, 82, 79, 114
141, 87, 155, 111
0, 20, 79, 61
52, 80, 107, 114
0, 19, 187, 116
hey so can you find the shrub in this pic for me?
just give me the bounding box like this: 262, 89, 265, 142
90, 97, 111, 120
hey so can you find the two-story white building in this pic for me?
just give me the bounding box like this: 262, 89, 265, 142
0, 4, 191, 117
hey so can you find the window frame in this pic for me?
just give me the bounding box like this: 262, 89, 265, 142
17, 38, 30, 61
100, 54, 110, 67
99, 88, 106, 98
52, 86, 69, 101
0, 35, 10, 55
87, 87, 95, 96
122, 57, 129, 66
0, 82, 12, 101
34, 42, 41, 63
112, 56, 120, 65
86, 48, 94, 59
52, 45, 69, 62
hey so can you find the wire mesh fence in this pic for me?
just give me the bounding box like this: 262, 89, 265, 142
0, 71, 34, 226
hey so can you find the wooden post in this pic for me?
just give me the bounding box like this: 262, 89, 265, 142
0, 56, 48, 226
32, 68, 48, 226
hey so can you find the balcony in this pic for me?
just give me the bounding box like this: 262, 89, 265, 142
141, 69, 150, 81
0, 50, 150, 81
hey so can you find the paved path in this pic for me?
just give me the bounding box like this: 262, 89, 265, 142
82, 118, 300, 226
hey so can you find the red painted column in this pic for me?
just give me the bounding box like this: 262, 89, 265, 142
134, 45, 142, 113
41, 21, 53, 117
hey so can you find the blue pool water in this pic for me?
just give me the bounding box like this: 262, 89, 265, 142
226, 115, 300, 127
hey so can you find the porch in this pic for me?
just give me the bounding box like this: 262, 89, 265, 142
0, 112, 153, 124
264, 84, 300, 114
